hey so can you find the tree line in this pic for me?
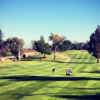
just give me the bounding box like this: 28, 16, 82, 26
0, 26, 100, 63
32, 33, 88, 61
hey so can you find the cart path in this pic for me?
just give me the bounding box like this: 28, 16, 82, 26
56, 52, 71, 62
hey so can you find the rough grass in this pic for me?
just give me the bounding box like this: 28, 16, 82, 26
0, 50, 100, 100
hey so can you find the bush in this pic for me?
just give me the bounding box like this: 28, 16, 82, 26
23, 54, 26, 58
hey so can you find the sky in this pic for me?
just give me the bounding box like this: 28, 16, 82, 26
0, 0, 100, 48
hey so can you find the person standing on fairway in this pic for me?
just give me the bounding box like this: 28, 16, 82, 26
52, 68, 55, 74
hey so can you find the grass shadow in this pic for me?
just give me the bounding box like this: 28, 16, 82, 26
67, 62, 96, 64
73, 87, 100, 90
21, 56, 41, 61
1, 75, 100, 81
21, 57, 65, 63
75, 58, 95, 59
52, 93, 100, 100
80, 71, 100, 74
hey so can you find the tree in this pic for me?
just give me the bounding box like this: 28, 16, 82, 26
72, 41, 80, 50
34, 40, 52, 58
0, 29, 3, 43
49, 33, 66, 60
6, 37, 24, 60
57, 40, 73, 51
0, 29, 4, 50
0, 29, 7, 57
72, 41, 87, 50
87, 26, 100, 63
40, 35, 44, 41
43, 43, 52, 57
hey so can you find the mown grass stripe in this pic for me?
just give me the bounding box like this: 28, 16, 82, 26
56, 80, 88, 94
1, 80, 54, 100
0, 81, 37, 94
0, 80, 14, 87
22, 81, 72, 100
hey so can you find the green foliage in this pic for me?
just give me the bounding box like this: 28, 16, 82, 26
34, 40, 52, 57
0, 29, 7, 57
72, 41, 87, 50
0, 29, 3, 43
87, 26, 100, 63
57, 40, 73, 51
5, 37, 25, 58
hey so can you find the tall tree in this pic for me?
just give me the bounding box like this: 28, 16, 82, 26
6, 37, 24, 60
49, 33, 66, 60
0, 29, 3, 49
0, 29, 7, 57
87, 26, 100, 63
0, 29, 3, 42
34, 40, 52, 58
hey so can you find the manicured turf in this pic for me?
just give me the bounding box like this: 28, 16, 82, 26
0, 50, 100, 100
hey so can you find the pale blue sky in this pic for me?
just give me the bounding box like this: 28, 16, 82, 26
0, 0, 100, 48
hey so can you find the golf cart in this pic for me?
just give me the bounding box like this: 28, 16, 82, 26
66, 68, 73, 75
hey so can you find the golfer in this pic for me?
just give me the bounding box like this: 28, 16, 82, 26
52, 68, 55, 74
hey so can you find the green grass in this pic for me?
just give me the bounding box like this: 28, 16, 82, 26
21, 53, 66, 62
0, 50, 100, 100
6, 52, 12, 56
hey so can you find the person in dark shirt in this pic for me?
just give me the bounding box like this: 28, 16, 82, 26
52, 68, 55, 74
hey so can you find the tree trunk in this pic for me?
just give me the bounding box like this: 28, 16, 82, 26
44, 53, 45, 58
54, 46, 57, 61
54, 56, 56, 61
18, 45, 20, 61
97, 58, 99, 63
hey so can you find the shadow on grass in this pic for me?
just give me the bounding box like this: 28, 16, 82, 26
44, 60, 65, 63
52, 93, 100, 100
73, 87, 100, 90
67, 62, 96, 64
10, 93, 100, 100
38, 60, 96, 64
21, 56, 65, 63
21, 56, 41, 61
74, 58, 95, 60
1, 75, 100, 81
47, 86, 100, 90
80, 70, 100, 74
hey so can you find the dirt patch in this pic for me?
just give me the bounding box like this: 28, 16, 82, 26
56, 52, 71, 62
